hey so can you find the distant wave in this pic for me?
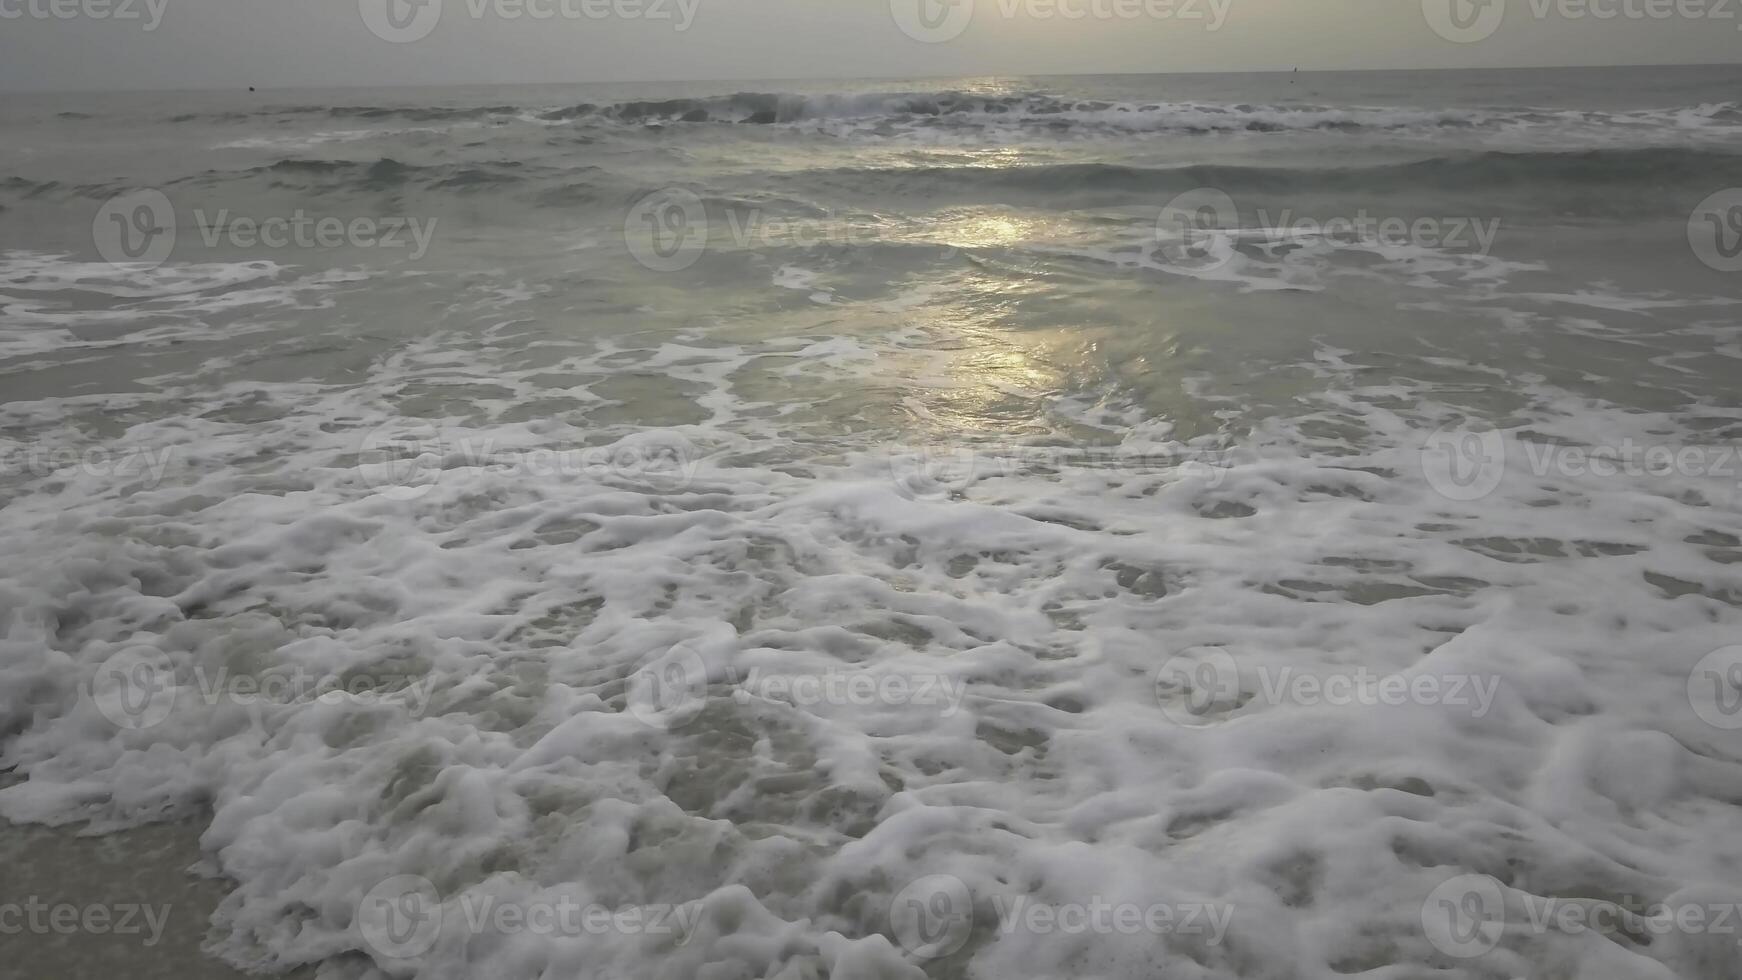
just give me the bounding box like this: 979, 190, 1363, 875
6, 148, 1731, 211
145, 91, 1742, 139
255, 104, 525, 123
0, 176, 60, 198
534, 91, 1494, 132
171, 157, 546, 192
785, 148, 1742, 196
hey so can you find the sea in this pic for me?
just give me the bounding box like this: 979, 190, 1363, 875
3, 64, 1742, 980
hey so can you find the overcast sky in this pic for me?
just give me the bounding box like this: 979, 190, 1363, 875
1, 0, 1737, 91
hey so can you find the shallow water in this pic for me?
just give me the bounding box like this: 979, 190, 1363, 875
3, 66, 1742, 980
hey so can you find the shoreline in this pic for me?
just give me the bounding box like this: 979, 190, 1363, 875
0, 773, 307, 980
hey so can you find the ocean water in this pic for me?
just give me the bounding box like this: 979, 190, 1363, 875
3, 65, 1742, 979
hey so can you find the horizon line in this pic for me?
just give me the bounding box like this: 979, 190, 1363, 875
5, 59, 1739, 96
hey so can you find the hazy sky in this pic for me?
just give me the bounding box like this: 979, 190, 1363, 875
0, 0, 1738, 91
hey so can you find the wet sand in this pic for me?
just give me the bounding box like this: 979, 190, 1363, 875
0, 774, 292, 980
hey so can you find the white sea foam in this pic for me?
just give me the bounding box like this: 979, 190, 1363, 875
1, 245, 1740, 980
211, 128, 451, 151
0, 253, 361, 358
